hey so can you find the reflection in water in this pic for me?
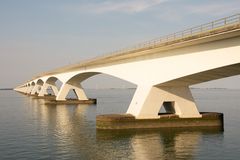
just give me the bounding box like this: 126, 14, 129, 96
27, 97, 105, 159
26, 96, 224, 160
97, 129, 223, 160
2, 89, 231, 159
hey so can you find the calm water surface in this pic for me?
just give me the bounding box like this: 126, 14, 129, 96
0, 89, 240, 160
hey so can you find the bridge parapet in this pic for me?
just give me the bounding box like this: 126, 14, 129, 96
83, 13, 240, 67
122, 13, 240, 52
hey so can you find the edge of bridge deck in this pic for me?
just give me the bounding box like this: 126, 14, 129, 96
31, 13, 240, 80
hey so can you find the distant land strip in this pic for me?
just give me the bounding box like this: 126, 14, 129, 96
0, 88, 13, 90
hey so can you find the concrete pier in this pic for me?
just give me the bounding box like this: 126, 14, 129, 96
44, 98, 97, 105
31, 94, 56, 100
96, 112, 224, 130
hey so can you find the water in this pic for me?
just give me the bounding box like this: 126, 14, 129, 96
0, 89, 240, 159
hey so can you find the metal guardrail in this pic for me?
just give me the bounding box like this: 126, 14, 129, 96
85, 13, 240, 63
34, 13, 240, 78
21, 13, 240, 83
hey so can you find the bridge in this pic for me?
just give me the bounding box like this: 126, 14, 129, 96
14, 14, 240, 128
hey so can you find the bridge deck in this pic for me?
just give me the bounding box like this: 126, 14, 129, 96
36, 14, 240, 78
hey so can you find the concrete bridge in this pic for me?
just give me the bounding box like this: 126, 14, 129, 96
15, 14, 240, 124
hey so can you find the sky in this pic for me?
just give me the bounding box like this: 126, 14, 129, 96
0, 0, 240, 89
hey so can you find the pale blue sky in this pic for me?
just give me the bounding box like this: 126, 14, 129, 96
0, 0, 240, 88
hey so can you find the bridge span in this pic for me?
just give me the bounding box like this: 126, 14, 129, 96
15, 14, 240, 129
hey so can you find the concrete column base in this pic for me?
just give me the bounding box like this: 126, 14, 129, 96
32, 95, 56, 100
96, 112, 224, 130
27, 93, 37, 96
44, 98, 97, 105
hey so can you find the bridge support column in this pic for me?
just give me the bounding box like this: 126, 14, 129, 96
56, 83, 88, 101
26, 85, 34, 95
51, 85, 59, 96
23, 87, 29, 93
39, 83, 59, 97
97, 86, 224, 130
31, 84, 41, 95
127, 86, 201, 119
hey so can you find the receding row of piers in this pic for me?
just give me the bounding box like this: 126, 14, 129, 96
15, 78, 204, 119
16, 79, 96, 105
15, 81, 224, 130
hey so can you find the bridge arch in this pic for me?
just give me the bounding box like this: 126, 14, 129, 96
25, 82, 35, 94
36, 79, 44, 85
37, 76, 62, 96
67, 72, 100, 84
30, 79, 44, 95
56, 71, 136, 101
45, 76, 59, 84
31, 81, 35, 86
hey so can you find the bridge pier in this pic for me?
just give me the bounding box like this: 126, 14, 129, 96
44, 82, 97, 105
26, 85, 34, 95
38, 82, 59, 97
96, 112, 224, 130
96, 86, 224, 130
127, 86, 201, 119
56, 83, 88, 101
30, 84, 41, 95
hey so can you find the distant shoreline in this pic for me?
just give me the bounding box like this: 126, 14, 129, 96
0, 88, 13, 90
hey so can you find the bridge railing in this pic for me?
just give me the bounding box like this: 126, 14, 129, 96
34, 14, 240, 78
92, 13, 240, 60
70, 14, 240, 68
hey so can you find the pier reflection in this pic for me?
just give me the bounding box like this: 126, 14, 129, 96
27, 97, 223, 159
27, 97, 104, 159
97, 128, 223, 159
